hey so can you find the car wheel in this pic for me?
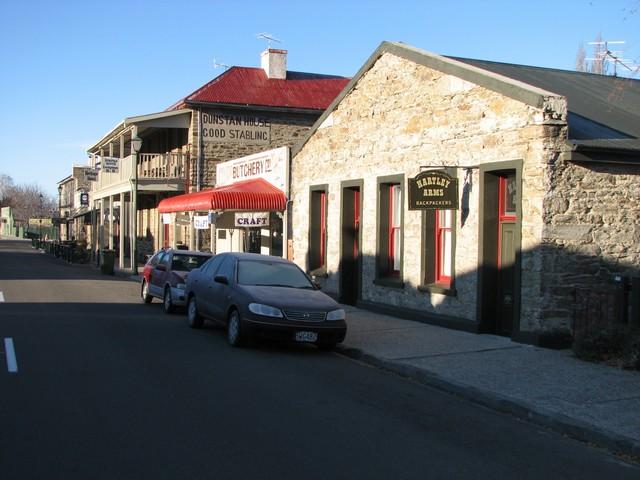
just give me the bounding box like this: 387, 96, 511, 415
141, 280, 153, 304
227, 309, 246, 347
317, 342, 337, 351
163, 287, 174, 314
187, 296, 203, 329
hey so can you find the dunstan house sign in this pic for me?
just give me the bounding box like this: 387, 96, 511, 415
408, 170, 459, 210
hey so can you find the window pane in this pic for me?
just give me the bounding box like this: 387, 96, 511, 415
441, 230, 452, 277
503, 174, 517, 216
392, 185, 402, 227
393, 229, 401, 271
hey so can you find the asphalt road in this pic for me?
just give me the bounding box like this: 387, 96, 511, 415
1, 239, 638, 480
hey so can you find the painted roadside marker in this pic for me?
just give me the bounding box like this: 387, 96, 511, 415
4, 338, 18, 373
0, 291, 4, 302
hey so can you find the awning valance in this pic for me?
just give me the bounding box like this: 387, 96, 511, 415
157, 178, 287, 213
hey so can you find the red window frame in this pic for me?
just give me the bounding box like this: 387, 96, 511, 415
319, 191, 327, 268
498, 175, 517, 269
499, 175, 517, 221
388, 184, 401, 275
435, 209, 452, 285
353, 189, 360, 259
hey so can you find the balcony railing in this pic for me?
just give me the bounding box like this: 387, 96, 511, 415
139, 153, 185, 179
92, 153, 187, 193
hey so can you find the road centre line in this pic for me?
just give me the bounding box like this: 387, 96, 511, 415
4, 338, 18, 373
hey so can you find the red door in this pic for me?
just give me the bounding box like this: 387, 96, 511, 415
497, 174, 517, 335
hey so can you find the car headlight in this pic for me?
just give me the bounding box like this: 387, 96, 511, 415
248, 303, 283, 318
176, 283, 186, 290
326, 309, 345, 321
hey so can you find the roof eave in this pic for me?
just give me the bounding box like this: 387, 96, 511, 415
564, 142, 640, 164
184, 100, 325, 115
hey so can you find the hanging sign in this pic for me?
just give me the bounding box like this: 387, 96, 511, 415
193, 216, 210, 229
102, 157, 120, 173
84, 169, 98, 181
234, 212, 269, 227
408, 171, 459, 210
80, 193, 89, 206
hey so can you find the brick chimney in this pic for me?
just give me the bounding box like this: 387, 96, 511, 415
261, 48, 287, 79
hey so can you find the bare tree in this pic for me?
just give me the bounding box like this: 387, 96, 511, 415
0, 174, 56, 223
576, 43, 587, 72
0, 174, 14, 205
589, 33, 608, 75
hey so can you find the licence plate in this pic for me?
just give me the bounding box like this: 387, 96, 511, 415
295, 331, 318, 343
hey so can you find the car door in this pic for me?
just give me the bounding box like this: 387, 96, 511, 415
207, 255, 236, 320
196, 254, 225, 318
150, 251, 171, 297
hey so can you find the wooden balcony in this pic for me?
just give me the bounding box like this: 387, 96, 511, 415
91, 152, 187, 199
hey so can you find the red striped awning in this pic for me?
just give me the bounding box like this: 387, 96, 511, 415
158, 178, 286, 213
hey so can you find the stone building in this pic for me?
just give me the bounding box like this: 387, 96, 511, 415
86, 48, 349, 270
290, 41, 640, 344
57, 166, 92, 242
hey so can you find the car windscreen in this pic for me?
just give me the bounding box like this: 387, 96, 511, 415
237, 260, 314, 289
172, 254, 210, 272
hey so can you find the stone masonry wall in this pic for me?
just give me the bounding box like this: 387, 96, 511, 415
541, 160, 640, 329
188, 108, 317, 190
291, 52, 566, 329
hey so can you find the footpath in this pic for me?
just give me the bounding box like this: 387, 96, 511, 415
335, 306, 640, 459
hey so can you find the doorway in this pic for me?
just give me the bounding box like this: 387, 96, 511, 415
479, 163, 522, 337
340, 181, 363, 305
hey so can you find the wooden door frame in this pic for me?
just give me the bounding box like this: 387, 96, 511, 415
477, 160, 523, 337
339, 179, 364, 305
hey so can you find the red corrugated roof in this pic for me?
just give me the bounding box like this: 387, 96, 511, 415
158, 178, 287, 213
168, 67, 350, 111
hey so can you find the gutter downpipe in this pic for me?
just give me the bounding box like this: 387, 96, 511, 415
194, 108, 203, 251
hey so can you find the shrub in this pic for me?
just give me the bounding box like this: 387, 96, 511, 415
572, 325, 640, 370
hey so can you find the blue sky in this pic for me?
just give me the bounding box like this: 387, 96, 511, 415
0, 0, 638, 198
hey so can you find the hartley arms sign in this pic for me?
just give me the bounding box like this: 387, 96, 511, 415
408, 170, 459, 210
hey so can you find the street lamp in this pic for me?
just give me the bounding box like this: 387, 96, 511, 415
57, 185, 63, 241
130, 135, 143, 274
38, 193, 43, 240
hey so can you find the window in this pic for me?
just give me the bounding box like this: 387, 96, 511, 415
309, 187, 327, 273
376, 176, 404, 285
435, 210, 453, 285
201, 254, 225, 277
499, 174, 517, 220
389, 185, 402, 275
420, 170, 457, 295
217, 256, 236, 281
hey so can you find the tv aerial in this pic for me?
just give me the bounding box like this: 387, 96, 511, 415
213, 58, 230, 70
256, 33, 282, 48
587, 40, 639, 76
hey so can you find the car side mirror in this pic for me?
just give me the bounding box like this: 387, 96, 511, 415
156, 264, 167, 272
214, 274, 228, 285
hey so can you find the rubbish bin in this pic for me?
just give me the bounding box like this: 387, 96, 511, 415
100, 249, 116, 275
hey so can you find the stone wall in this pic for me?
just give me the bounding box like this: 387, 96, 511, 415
291, 52, 566, 330
188, 108, 317, 190
541, 160, 640, 328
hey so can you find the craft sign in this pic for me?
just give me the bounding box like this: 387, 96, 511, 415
234, 212, 270, 227
193, 216, 210, 230
408, 171, 459, 210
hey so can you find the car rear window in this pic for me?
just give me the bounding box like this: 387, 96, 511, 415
237, 260, 313, 289
172, 254, 210, 271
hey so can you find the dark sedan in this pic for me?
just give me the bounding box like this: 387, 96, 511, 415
185, 252, 347, 350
